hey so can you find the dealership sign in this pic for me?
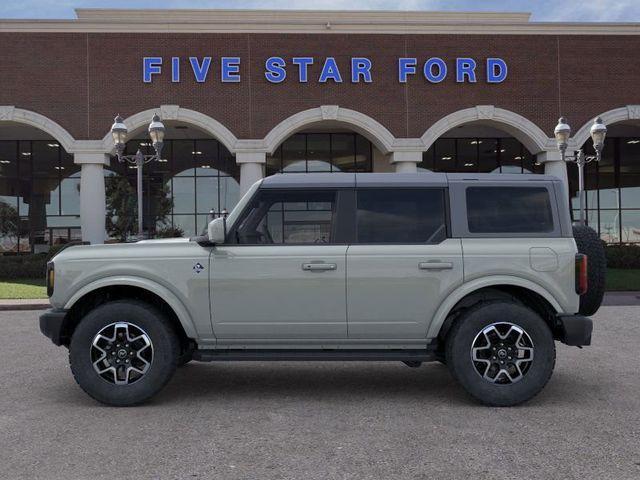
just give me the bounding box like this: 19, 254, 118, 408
142, 56, 508, 84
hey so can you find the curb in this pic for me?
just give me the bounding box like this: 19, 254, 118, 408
0, 301, 50, 312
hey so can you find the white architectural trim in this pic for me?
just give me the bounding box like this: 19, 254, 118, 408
100, 105, 239, 154
571, 105, 640, 148
263, 106, 396, 155
0, 106, 76, 152
421, 105, 553, 154
2, 10, 640, 35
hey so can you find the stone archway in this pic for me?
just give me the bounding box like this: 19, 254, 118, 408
100, 105, 239, 155
571, 105, 640, 149
420, 105, 553, 155
263, 105, 396, 155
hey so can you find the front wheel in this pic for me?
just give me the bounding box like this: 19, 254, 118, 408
445, 301, 556, 407
69, 300, 180, 406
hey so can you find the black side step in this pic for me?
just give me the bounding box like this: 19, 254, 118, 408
192, 349, 437, 362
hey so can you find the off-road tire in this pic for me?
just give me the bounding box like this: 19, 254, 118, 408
445, 301, 556, 407
69, 300, 180, 406
573, 224, 606, 316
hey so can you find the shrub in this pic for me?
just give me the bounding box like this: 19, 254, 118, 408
605, 244, 640, 269
0, 254, 47, 280
155, 226, 185, 238
0, 244, 72, 280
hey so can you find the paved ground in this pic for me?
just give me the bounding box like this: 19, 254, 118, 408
1, 308, 639, 480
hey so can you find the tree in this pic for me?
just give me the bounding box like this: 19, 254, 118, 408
105, 175, 173, 242
0, 200, 21, 250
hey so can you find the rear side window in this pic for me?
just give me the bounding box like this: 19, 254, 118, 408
466, 187, 554, 234
356, 188, 447, 243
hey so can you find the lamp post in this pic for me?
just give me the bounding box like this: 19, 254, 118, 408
554, 116, 607, 226
110, 114, 165, 238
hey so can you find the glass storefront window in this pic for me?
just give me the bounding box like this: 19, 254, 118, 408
266, 132, 373, 174
456, 138, 477, 171
569, 136, 640, 243
621, 210, 640, 243
499, 138, 524, 173
0, 139, 81, 252
434, 138, 456, 171
109, 138, 240, 238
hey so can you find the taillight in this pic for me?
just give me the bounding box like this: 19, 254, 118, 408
46, 262, 55, 297
575, 254, 588, 295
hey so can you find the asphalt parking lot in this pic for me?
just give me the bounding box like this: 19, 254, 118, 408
1, 308, 639, 480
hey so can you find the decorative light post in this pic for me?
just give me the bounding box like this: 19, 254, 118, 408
554, 116, 607, 225
110, 114, 166, 238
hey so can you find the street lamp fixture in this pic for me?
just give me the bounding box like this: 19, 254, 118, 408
110, 113, 166, 239
553, 116, 607, 226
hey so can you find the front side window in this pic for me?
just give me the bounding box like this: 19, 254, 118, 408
466, 186, 554, 234
233, 190, 336, 244
356, 189, 447, 243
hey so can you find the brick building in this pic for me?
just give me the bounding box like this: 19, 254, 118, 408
1, 9, 639, 250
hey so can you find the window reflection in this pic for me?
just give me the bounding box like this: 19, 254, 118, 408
571, 136, 640, 244
109, 138, 240, 238
0, 140, 80, 252
267, 132, 373, 174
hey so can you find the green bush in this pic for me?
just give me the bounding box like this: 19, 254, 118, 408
605, 244, 640, 269
0, 254, 47, 280
0, 244, 72, 280
155, 226, 185, 238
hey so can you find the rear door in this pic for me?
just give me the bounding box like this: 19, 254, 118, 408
346, 188, 463, 339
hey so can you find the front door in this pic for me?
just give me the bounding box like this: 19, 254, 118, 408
346, 188, 464, 339
210, 188, 348, 340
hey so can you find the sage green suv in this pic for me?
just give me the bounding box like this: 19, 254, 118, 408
40, 173, 602, 407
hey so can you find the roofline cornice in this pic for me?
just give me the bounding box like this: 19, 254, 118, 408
0, 9, 639, 35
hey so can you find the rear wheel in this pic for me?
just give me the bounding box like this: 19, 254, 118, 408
446, 301, 555, 407
69, 300, 179, 406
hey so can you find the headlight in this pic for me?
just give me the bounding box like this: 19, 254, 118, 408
46, 262, 55, 297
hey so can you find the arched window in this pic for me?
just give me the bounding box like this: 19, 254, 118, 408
0, 139, 79, 253
110, 138, 240, 238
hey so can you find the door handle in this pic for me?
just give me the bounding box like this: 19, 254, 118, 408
418, 261, 454, 270
302, 263, 337, 271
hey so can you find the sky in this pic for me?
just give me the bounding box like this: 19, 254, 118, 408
1, 0, 640, 22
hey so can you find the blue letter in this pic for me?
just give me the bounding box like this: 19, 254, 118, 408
456, 58, 477, 83
292, 57, 313, 82
351, 57, 372, 83
398, 58, 417, 83
221, 57, 241, 83
319, 57, 343, 83
171, 57, 180, 83
424, 58, 447, 83
143, 57, 162, 83
487, 58, 508, 83
189, 57, 211, 83
265, 56, 287, 83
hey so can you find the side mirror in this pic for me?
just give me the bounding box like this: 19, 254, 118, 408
208, 217, 226, 244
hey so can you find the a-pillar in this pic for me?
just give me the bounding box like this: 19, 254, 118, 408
537, 151, 569, 195
75, 152, 110, 244
390, 151, 422, 173
237, 151, 266, 195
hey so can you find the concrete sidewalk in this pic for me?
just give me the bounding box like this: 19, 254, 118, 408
0, 299, 50, 311
602, 291, 640, 306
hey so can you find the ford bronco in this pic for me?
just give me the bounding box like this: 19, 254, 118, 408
39, 173, 604, 407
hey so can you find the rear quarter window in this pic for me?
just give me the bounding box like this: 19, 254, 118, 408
466, 186, 554, 234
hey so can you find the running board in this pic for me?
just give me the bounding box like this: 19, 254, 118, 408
192, 349, 437, 362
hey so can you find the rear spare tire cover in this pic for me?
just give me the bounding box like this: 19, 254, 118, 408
572, 224, 606, 316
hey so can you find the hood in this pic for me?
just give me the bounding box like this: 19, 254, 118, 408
51, 237, 199, 263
